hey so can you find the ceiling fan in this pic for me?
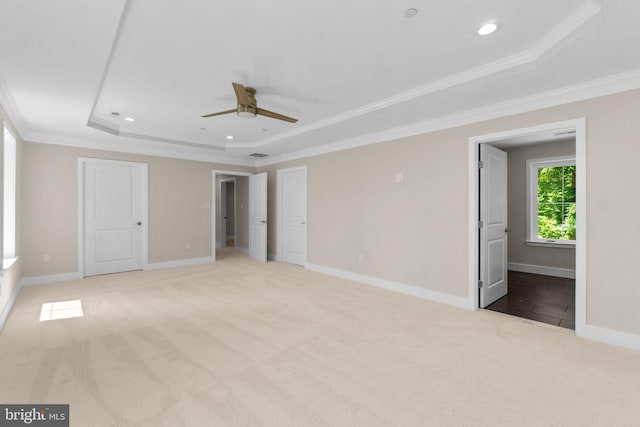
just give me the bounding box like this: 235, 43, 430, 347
201, 82, 298, 123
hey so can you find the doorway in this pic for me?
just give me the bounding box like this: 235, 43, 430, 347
78, 158, 148, 277
468, 118, 586, 337
212, 170, 267, 262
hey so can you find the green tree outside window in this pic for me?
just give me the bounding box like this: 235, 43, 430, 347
537, 165, 576, 240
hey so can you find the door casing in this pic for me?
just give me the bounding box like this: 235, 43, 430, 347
211, 170, 253, 262
468, 118, 586, 336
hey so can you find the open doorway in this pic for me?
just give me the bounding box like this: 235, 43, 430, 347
212, 170, 268, 262
469, 119, 586, 337
483, 139, 576, 329
213, 171, 251, 261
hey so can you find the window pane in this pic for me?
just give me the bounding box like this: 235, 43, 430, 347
538, 203, 564, 239
563, 203, 577, 240
538, 167, 563, 203
563, 165, 576, 203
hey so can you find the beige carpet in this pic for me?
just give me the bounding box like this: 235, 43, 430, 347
1, 248, 639, 426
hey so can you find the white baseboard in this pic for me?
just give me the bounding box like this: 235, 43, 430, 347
0, 279, 24, 331
306, 263, 472, 310
21, 272, 83, 286
585, 325, 640, 352
146, 256, 214, 271
235, 247, 250, 255
508, 262, 576, 279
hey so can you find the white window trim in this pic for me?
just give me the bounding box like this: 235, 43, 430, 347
526, 155, 576, 247
3, 124, 17, 265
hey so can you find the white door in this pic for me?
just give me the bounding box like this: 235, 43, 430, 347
84, 160, 145, 276
249, 172, 268, 262
479, 144, 508, 308
279, 167, 307, 266
220, 180, 227, 248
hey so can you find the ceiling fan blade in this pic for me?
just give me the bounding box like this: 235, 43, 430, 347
256, 108, 298, 123
232, 82, 251, 105
201, 108, 236, 118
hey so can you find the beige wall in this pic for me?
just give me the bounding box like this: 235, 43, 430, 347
261, 89, 640, 336
0, 105, 22, 317
9, 88, 640, 338
21, 142, 251, 277
504, 140, 576, 270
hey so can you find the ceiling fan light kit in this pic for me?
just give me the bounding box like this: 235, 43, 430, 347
202, 82, 298, 123
237, 104, 257, 118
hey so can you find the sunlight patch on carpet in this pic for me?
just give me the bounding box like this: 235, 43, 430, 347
39, 299, 84, 322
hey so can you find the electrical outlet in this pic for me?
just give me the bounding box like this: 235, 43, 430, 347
395, 172, 404, 183
357, 253, 364, 263
185, 242, 191, 250
43, 254, 51, 263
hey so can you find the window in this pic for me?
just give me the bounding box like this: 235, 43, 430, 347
527, 156, 576, 245
3, 125, 17, 262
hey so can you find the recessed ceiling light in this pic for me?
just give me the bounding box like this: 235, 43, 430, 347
404, 8, 418, 18
259, 128, 268, 133
200, 127, 206, 131
226, 135, 234, 140
478, 20, 499, 36
124, 117, 136, 122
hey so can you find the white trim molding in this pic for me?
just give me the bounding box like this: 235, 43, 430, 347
468, 118, 587, 337
508, 262, 576, 279
212, 169, 255, 262
0, 279, 23, 331
22, 272, 83, 287
585, 325, 640, 352
306, 263, 472, 310
145, 256, 213, 271
235, 247, 250, 256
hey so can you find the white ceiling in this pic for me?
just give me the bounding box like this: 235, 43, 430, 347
1, 0, 639, 166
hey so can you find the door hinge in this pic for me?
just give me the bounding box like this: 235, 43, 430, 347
478, 220, 483, 229
478, 160, 484, 169
478, 280, 484, 289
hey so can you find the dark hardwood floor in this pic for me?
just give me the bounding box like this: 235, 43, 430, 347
485, 271, 575, 329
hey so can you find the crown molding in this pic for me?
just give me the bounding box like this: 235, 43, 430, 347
85, 0, 601, 153
245, 0, 602, 151
257, 67, 640, 167
0, 72, 29, 139
24, 131, 255, 167
529, 0, 601, 58
86, 0, 132, 125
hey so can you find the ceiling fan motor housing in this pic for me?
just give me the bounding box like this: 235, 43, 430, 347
237, 87, 257, 118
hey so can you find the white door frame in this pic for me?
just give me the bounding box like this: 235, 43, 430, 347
77, 157, 149, 277
468, 118, 586, 337
211, 169, 253, 262
276, 165, 307, 264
